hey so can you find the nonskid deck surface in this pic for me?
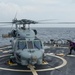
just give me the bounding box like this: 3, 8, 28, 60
0, 45, 75, 75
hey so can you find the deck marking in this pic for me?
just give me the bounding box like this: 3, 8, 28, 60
0, 54, 12, 58
0, 50, 3, 52
28, 65, 38, 75
2, 50, 12, 53
57, 47, 68, 49
0, 53, 67, 72
67, 54, 75, 57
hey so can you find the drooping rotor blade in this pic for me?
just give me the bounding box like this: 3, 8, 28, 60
38, 19, 57, 22
0, 25, 10, 26
0, 19, 38, 25
0, 18, 75, 25
0, 22, 12, 24
0, 24, 13, 27
38, 22, 75, 24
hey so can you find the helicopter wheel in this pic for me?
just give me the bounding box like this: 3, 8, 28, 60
7, 56, 17, 66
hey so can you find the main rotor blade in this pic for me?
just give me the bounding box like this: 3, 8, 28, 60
0, 20, 75, 25
38, 19, 57, 22
0, 22, 12, 24
38, 22, 75, 24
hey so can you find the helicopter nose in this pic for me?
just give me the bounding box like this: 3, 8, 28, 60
19, 49, 43, 65
21, 49, 43, 59
21, 50, 31, 59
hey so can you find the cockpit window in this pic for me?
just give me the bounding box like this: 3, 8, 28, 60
27, 41, 33, 49
34, 41, 42, 49
17, 40, 42, 50
18, 40, 27, 50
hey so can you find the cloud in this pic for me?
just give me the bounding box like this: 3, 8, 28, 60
0, 2, 38, 13
0, 0, 61, 5
0, 2, 43, 21
31, 0, 60, 4
0, 0, 75, 27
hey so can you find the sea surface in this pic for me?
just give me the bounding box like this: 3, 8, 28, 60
0, 27, 75, 46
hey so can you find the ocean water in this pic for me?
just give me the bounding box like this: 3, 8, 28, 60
0, 27, 75, 46
36, 28, 75, 41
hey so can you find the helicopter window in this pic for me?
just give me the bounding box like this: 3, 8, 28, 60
27, 41, 33, 49
18, 40, 27, 50
34, 41, 42, 49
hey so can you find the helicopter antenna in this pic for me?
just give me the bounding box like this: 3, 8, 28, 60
28, 24, 30, 29
14, 12, 17, 20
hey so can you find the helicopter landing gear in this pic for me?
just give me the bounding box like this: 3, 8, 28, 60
7, 56, 17, 66
42, 61, 48, 65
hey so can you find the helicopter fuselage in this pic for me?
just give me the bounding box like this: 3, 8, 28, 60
11, 28, 44, 65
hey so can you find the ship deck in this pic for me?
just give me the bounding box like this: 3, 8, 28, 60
0, 44, 75, 75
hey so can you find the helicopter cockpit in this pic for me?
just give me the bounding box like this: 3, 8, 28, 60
13, 39, 44, 65
17, 40, 42, 50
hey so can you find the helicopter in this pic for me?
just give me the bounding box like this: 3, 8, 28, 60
1, 19, 45, 66
0, 18, 75, 66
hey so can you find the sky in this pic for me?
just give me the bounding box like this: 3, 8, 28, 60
0, 0, 75, 27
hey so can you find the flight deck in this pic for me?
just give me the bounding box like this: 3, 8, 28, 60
0, 43, 74, 75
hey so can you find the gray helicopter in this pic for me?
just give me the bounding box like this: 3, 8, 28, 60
2, 19, 45, 65
1, 18, 75, 66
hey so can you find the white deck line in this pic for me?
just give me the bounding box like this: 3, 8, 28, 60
0, 53, 67, 72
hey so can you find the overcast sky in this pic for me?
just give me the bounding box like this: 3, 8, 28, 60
0, 0, 75, 27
